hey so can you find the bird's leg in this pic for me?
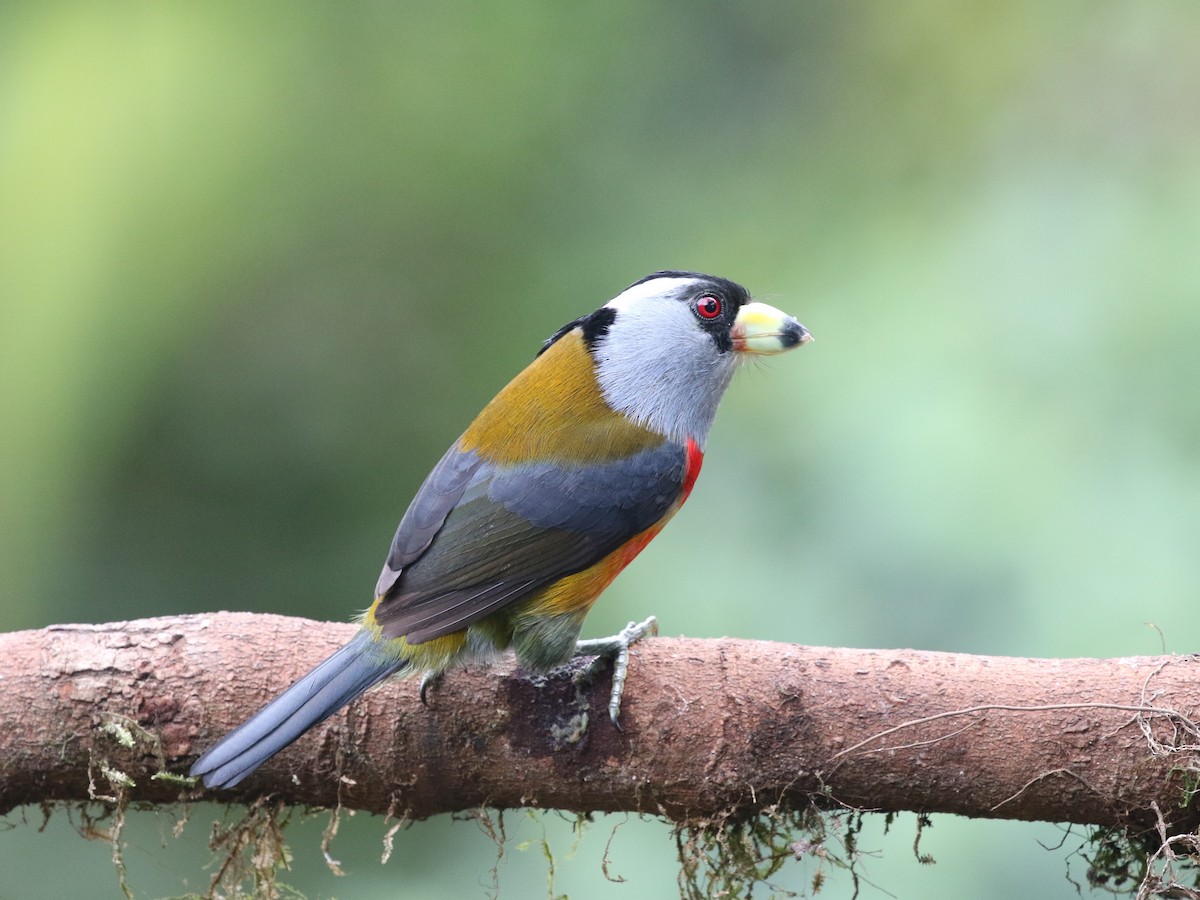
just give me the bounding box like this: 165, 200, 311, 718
418, 669, 444, 706
572, 616, 658, 728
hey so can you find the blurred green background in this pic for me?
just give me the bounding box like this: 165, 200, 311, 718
3, 1, 1200, 897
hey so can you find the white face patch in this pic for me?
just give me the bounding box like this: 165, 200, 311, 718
591, 276, 742, 447
603, 276, 699, 312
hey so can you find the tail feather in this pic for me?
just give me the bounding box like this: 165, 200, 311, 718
191, 631, 405, 789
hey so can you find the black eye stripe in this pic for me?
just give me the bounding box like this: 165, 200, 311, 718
540, 273, 751, 359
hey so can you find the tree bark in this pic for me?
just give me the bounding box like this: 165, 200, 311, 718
2, 612, 1198, 835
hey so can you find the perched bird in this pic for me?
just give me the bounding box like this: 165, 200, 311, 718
191, 271, 811, 789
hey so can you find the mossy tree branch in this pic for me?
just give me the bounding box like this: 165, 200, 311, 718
2, 613, 1198, 837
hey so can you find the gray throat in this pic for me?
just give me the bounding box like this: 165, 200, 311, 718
591, 330, 739, 448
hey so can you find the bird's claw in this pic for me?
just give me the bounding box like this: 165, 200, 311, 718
418, 669, 444, 706
572, 615, 658, 728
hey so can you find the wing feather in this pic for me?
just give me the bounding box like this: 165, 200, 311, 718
373, 439, 685, 642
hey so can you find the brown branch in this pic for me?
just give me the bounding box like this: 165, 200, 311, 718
2, 612, 1199, 834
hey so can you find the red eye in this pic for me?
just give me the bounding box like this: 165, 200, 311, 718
696, 295, 722, 319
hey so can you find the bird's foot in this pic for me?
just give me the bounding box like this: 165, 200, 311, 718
572, 616, 658, 728
418, 669, 444, 706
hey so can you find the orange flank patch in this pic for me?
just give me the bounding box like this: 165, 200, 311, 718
614, 521, 665, 569
522, 509, 678, 619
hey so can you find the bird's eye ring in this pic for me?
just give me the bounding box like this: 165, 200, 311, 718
695, 295, 722, 319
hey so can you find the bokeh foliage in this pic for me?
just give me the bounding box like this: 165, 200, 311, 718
3, 1, 1200, 897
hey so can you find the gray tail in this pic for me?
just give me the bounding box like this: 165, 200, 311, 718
190, 631, 405, 789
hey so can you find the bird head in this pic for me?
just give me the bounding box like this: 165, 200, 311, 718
563, 271, 812, 447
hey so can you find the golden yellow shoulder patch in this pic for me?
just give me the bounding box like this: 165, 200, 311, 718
461, 330, 663, 464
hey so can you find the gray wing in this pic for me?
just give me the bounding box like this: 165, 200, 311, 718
372, 439, 685, 643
